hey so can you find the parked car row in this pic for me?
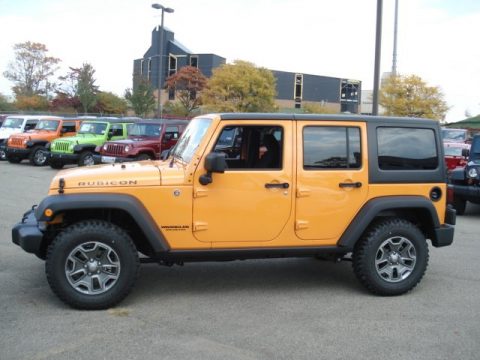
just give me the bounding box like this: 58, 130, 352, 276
0, 115, 189, 168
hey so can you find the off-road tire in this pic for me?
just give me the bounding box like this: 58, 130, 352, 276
352, 218, 429, 296
78, 151, 95, 166
136, 153, 152, 161
453, 197, 466, 215
29, 145, 49, 166
49, 160, 64, 169
45, 220, 140, 310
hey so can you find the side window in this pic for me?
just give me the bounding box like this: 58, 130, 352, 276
377, 127, 438, 170
212, 125, 283, 170
111, 124, 123, 136
303, 126, 361, 169
164, 126, 179, 141
62, 122, 76, 132
24, 120, 38, 131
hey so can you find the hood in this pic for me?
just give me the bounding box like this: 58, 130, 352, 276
11, 130, 56, 141
49, 160, 186, 191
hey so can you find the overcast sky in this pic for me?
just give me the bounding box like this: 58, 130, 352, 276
0, 0, 479, 122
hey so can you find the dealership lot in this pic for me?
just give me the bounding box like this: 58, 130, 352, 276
1, 161, 479, 360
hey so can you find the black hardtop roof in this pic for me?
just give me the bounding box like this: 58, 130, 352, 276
216, 113, 440, 127
138, 118, 190, 125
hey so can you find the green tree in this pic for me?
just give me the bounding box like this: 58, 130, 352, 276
380, 74, 449, 120
73, 63, 98, 113
125, 77, 156, 117
165, 66, 207, 116
302, 102, 337, 114
3, 41, 60, 97
202, 60, 277, 112
97, 92, 128, 115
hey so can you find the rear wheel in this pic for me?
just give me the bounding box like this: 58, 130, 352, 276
29, 145, 49, 166
78, 151, 95, 166
45, 220, 140, 310
353, 218, 428, 296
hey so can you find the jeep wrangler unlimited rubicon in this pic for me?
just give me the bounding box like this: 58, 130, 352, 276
6, 118, 81, 166
12, 114, 455, 309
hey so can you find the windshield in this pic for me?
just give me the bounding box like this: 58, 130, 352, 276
129, 123, 162, 136
171, 118, 212, 163
35, 119, 59, 131
442, 129, 466, 142
79, 122, 107, 135
444, 146, 464, 157
1, 118, 23, 129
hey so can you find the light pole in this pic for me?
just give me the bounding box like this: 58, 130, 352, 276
151, 3, 174, 118
372, 0, 383, 116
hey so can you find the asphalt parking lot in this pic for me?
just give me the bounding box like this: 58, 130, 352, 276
1, 161, 479, 360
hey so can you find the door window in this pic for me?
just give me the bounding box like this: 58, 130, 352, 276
303, 126, 361, 169
212, 125, 283, 170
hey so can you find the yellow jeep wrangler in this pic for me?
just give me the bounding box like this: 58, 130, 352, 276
12, 113, 456, 309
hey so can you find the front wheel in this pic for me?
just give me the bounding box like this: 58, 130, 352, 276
352, 218, 429, 296
78, 151, 95, 166
136, 153, 152, 161
29, 145, 49, 166
45, 220, 140, 309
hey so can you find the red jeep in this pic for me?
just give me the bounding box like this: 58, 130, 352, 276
96, 119, 188, 163
444, 142, 470, 172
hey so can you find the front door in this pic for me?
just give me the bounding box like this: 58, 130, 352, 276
295, 121, 369, 243
193, 121, 293, 244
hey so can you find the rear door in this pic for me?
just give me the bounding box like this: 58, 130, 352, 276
295, 121, 369, 242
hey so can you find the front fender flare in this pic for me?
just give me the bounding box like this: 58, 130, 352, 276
35, 193, 169, 252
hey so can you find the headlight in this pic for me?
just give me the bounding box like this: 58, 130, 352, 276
26, 140, 34, 147
71, 144, 77, 151
467, 167, 478, 178
103, 144, 108, 151
23, 139, 28, 145
124, 145, 130, 152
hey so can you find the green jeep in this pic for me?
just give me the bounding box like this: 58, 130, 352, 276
48, 119, 136, 168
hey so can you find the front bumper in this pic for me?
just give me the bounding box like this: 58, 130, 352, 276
451, 183, 480, 202
6, 147, 31, 160
93, 154, 135, 164
49, 152, 79, 165
12, 209, 45, 258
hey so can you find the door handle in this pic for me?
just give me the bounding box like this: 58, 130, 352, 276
265, 182, 290, 189
339, 182, 362, 188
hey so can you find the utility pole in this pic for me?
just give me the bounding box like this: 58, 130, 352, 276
372, 0, 383, 116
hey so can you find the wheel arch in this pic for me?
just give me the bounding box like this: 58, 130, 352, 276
35, 194, 169, 257
338, 196, 440, 249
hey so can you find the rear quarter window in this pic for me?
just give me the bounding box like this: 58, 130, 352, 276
377, 127, 438, 170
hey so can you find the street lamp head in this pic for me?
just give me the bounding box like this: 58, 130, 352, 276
151, 3, 162, 10
164, 7, 174, 13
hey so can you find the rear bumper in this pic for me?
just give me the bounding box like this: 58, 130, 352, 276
12, 209, 45, 257
431, 206, 456, 248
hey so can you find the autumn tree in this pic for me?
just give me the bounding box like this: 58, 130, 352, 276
3, 42, 60, 97
380, 74, 449, 120
15, 95, 49, 111
202, 60, 277, 112
0, 93, 15, 111
125, 77, 156, 117
73, 63, 98, 113
165, 66, 207, 116
96, 92, 128, 115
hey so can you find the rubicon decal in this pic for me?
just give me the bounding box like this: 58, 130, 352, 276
78, 180, 138, 186
161, 225, 189, 231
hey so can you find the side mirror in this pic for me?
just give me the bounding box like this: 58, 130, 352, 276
462, 148, 470, 158
199, 152, 227, 185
